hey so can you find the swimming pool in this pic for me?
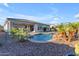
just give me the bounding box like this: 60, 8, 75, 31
29, 34, 52, 43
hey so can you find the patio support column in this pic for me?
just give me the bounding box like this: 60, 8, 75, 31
8, 21, 11, 35
27, 25, 30, 32
33, 24, 38, 32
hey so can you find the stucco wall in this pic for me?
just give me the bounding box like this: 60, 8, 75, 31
4, 19, 50, 33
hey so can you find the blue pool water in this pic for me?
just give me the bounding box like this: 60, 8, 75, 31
29, 34, 52, 42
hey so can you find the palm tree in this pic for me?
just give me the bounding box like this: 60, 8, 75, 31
51, 26, 57, 32
53, 22, 79, 43
65, 23, 75, 42
56, 22, 77, 43
56, 23, 68, 42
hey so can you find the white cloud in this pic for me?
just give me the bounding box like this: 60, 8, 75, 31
73, 13, 79, 22
3, 3, 9, 7
49, 20, 59, 24
14, 14, 40, 20
0, 7, 62, 25
0, 4, 64, 25
53, 16, 61, 20
12, 14, 54, 22
74, 13, 79, 19
0, 8, 4, 12
51, 8, 58, 14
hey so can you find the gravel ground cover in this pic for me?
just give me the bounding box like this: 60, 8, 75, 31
0, 32, 75, 56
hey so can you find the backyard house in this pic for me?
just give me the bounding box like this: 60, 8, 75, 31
4, 18, 50, 33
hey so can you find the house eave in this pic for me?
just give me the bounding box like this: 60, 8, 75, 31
5, 18, 50, 26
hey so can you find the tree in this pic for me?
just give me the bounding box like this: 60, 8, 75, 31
55, 22, 79, 43
55, 23, 68, 42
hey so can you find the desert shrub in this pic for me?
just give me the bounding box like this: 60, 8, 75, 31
10, 28, 29, 42
10, 28, 18, 38
75, 43, 79, 56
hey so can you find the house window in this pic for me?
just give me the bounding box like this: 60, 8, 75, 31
38, 27, 41, 30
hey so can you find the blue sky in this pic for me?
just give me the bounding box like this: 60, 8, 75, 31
0, 3, 79, 25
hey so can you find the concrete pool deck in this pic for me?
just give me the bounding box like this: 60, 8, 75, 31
29, 32, 55, 36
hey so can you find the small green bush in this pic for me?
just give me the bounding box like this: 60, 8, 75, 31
10, 28, 29, 42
